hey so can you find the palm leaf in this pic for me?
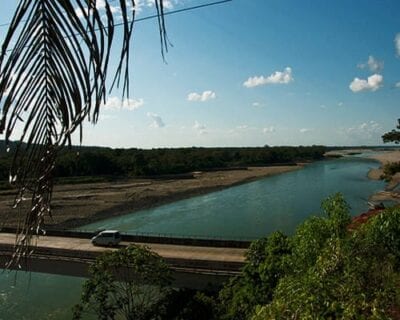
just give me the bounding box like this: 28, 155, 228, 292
0, 0, 167, 258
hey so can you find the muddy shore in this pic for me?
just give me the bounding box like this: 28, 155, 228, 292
0, 166, 302, 230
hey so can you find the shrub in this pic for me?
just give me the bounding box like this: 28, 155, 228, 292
383, 161, 400, 180
219, 194, 400, 320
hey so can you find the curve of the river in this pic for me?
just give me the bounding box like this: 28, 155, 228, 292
83, 157, 385, 239
0, 156, 387, 319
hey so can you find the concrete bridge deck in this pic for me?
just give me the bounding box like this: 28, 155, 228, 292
0, 233, 248, 290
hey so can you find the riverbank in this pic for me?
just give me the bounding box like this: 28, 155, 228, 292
0, 165, 302, 229
367, 150, 400, 203
325, 148, 400, 205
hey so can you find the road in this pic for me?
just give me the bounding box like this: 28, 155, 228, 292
0, 232, 247, 289
0, 233, 246, 264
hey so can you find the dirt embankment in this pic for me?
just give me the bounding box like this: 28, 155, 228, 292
0, 166, 302, 230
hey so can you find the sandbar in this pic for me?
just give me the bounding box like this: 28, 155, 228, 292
0, 165, 301, 229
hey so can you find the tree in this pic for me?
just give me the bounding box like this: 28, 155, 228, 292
382, 119, 400, 144
73, 245, 171, 320
0, 0, 167, 254
219, 195, 400, 319
218, 231, 291, 320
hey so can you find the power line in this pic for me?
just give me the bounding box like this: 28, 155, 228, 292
0, 0, 120, 28
135, 0, 232, 22
3, 0, 232, 53
0, 0, 232, 29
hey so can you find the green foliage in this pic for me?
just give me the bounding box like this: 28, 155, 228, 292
256, 235, 399, 319
73, 245, 171, 320
382, 161, 400, 180
322, 193, 351, 238
219, 194, 400, 320
288, 194, 350, 274
382, 119, 400, 144
289, 216, 332, 274
167, 291, 218, 320
71, 196, 400, 319
361, 207, 400, 265
0, 144, 328, 184
218, 231, 291, 320
51, 145, 327, 179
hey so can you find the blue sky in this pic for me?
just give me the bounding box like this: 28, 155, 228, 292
1, 0, 400, 148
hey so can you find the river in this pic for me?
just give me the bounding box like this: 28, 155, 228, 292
0, 156, 387, 319
83, 157, 385, 239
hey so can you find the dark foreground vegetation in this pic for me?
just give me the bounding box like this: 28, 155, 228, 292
0, 142, 326, 182
74, 194, 400, 319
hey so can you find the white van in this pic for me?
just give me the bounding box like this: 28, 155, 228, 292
91, 230, 122, 246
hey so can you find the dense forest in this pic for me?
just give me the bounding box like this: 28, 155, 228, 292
0, 142, 326, 181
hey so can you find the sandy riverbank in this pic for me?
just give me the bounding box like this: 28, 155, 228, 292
0, 165, 302, 230
325, 149, 400, 204
367, 150, 400, 203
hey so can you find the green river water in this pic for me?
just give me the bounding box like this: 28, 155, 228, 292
0, 156, 388, 319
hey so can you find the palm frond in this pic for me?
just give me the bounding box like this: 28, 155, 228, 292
0, 0, 167, 258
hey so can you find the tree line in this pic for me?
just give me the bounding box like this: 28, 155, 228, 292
55, 145, 326, 178
0, 143, 327, 181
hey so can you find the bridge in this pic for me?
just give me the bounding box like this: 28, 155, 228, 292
0, 230, 250, 290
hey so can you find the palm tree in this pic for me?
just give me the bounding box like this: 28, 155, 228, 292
0, 0, 167, 257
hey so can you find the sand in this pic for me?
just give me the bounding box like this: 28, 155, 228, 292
1, 149, 397, 231
325, 149, 400, 204
367, 150, 400, 203
0, 165, 302, 229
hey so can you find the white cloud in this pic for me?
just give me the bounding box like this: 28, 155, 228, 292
338, 102, 344, 107
137, 0, 176, 11
187, 90, 216, 102
75, 0, 107, 17
75, 7, 85, 18
243, 67, 293, 88
103, 97, 144, 110
346, 121, 381, 135
252, 102, 266, 108
161, 0, 174, 9
339, 120, 383, 145
299, 128, 313, 133
349, 74, 383, 92
193, 121, 207, 135
99, 114, 116, 121
147, 112, 165, 128
395, 33, 400, 56
262, 126, 275, 134
236, 125, 248, 130
75, 1, 127, 20
357, 55, 384, 72
193, 121, 205, 130
76, 0, 179, 21
395, 82, 400, 88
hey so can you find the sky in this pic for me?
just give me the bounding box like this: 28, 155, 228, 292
0, 0, 400, 148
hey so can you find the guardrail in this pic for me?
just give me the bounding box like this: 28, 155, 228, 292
0, 227, 253, 248
0, 241, 245, 273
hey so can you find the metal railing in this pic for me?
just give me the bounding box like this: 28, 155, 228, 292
0, 227, 254, 248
